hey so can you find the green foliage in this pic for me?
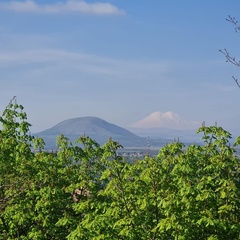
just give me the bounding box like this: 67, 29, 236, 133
1, 99, 240, 239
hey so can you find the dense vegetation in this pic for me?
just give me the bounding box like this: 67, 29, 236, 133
1, 100, 240, 239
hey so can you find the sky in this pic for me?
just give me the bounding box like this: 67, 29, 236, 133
1, 0, 240, 133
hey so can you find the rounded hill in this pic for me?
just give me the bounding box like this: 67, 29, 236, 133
35, 116, 150, 148
39, 116, 139, 138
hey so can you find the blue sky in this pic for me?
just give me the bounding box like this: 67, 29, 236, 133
1, 0, 240, 132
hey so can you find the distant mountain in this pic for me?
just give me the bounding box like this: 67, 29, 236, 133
39, 116, 139, 138
130, 111, 200, 130
35, 116, 164, 149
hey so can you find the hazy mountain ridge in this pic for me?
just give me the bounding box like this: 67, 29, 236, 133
128, 127, 203, 144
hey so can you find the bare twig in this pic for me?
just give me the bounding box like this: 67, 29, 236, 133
219, 49, 240, 68
219, 16, 240, 88
226, 15, 240, 33
233, 76, 240, 88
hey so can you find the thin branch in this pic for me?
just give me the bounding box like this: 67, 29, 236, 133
219, 16, 240, 88
219, 49, 240, 68
226, 15, 240, 33
232, 76, 240, 88
219, 48, 240, 88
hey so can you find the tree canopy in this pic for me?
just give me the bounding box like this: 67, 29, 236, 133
1, 99, 240, 239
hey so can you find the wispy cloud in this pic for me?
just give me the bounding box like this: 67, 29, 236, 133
0, 0, 125, 15
0, 48, 170, 81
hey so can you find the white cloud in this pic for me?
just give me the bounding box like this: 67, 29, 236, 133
0, 0, 125, 15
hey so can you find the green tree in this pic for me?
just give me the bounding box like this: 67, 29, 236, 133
1, 99, 240, 239
0, 99, 75, 239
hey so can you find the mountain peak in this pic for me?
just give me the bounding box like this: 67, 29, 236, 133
149, 111, 179, 120
130, 111, 200, 130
